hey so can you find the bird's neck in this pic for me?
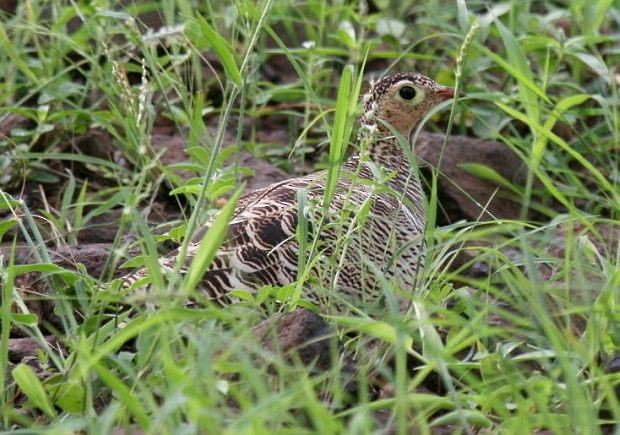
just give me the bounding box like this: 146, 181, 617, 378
368, 136, 409, 169
351, 122, 413, 171
354, 113, 415, 166
345, 125, 424, 205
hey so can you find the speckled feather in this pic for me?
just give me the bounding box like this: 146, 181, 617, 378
121, 72, 456, 309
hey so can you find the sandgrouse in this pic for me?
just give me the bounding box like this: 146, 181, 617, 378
122, 72, 458, 310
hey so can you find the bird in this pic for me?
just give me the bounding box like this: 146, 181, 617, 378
121, 72, 458, 311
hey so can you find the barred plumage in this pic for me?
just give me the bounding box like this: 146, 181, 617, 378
121, 72, 458, 310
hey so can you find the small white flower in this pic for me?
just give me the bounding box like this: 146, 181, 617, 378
302, 40, 316, 49
216, 380, 229, 394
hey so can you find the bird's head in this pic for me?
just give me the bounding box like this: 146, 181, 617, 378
361, 73, 459, 138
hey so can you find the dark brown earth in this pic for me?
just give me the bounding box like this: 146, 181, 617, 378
416, 132, 527, 223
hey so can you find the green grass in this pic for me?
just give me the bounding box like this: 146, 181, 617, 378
0, 0, 618, 433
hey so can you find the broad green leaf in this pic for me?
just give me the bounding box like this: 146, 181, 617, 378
458, 162, 521, 194
45, 376, 85, 414
553, 93, 592, 115
412, 302, 445, 363
185, 16, 242, 86
228, 289, 254, 302
183, 188, 242, 292
571, 52, 610, 82
12, 263, 63, 276
12, 364, 56, 418
327, 315, 413, 350
0, 192, 19, 210
169, 185, 203, 196
120, 255, 148, 269
255, 285, 274, 304
10, 313, 38, 326
337, 20, 356, 48
0, 218, 18, 237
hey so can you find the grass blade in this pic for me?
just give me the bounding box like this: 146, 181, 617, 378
496, 102, 618, 202
324, 65, 354, 211
495, 20, 540, 124
0, 24, 40, 85
183, 188, 243, 293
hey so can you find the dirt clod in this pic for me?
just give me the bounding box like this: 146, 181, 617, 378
417, 132, 526, 223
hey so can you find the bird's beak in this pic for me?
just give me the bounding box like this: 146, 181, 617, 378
436, 87, 464, 101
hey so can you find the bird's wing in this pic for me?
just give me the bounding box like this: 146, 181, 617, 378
122, 177, 315, 304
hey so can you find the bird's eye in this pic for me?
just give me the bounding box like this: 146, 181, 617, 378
399, 86, 417, 101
